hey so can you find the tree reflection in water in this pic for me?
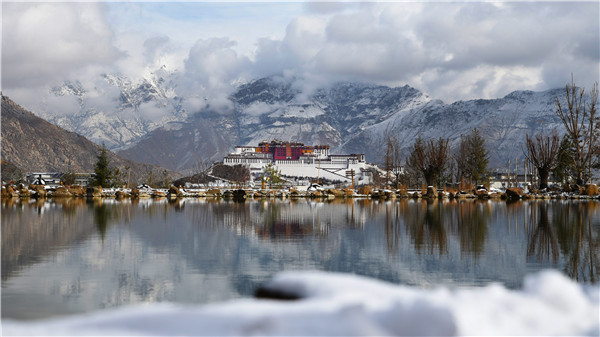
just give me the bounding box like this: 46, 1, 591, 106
453, 200, 490, 258
527, 203, 560, 264
551, 202, 599, 283
402, 199, 449, 255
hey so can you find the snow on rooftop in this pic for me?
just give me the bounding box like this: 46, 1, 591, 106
3, 270, 598, 336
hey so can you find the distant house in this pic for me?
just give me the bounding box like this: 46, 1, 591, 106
27, 173, 62, 186
26, 172, 94, 186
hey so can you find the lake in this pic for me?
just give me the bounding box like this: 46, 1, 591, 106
2, 197, 598, 321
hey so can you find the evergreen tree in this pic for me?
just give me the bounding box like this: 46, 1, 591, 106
553, 135, 575, 185
454, 128, 489, 185
262, 163, 284, 189
92, 145, 112, 187
467, 128, 490, 185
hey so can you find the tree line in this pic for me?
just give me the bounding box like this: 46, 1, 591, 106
384, 76, 599, 190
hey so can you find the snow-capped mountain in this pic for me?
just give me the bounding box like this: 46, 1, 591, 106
117, 76, 567, 172
40, 66, 186, 150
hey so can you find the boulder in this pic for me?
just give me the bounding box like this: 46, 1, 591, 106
33, 185, 47, 198
455, 192, 474, 199
327, 189, 345, 198
426, 186, 437, 199
206, 189, 221, 197
1, 187, 11, 199
115, 190, 128, 199
86, 186, 102, 198
19, 187, 31, 198
168, 186, 183, 198
53, 187, 72, 198
152, 191, 166, 198
310, 191, 323, 198
67, 186, 85, 197
475, 189, 490, 199
505, 187, 524, 200
232, 189, 246, 200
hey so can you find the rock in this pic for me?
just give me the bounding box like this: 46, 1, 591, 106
206, 189, 221, 197
233, 189, 246, 201
490, 192, 503, 199
327, 189, 345, 197
426, 186, 437, 198
475, 189, 490, 199
67, 186, 85, 197
115, 190, 128, 199
168, 186, 183, 199
33, 185, 47, 198
86, 186, 102, 197
310, 191, 323, 198
53, 187, 72, 198
19, 187, 31, 198
152, 191, 166, 198
505, 187, 524, 200
1, 186, 11, 199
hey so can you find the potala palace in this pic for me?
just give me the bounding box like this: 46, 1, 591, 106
223, 140, 373, 184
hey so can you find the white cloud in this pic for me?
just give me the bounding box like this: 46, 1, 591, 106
2, 1, 598, 116
247, 2, 599, 102
2, 2, 121, 89
179, 38, 252, 112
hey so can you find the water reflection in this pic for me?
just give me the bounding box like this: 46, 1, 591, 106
551, 202, 600, 282
2, 198, 599, 320
401, 200, 449, 255
527, 203, 560, 264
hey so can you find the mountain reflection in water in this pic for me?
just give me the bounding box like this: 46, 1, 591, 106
1, 198, 598, 320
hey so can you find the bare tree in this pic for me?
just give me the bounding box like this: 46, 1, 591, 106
555, 76, 599, 185
455, 135, 470, 183
383, 133, 403, 188
523, 132, 560, 189
407, 136, 450, 187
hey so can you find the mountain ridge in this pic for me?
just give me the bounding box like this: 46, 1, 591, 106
118, 77, 567, 172
1, 95, 166, 184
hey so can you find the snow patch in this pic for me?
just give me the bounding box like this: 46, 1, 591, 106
3, 270, 597, 336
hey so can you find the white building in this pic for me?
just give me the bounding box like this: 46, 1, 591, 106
223, 141, 373, 184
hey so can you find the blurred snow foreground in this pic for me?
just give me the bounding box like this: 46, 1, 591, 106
4, 270, 599, 336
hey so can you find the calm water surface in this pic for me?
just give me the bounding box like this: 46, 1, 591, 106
2, 198, 598, 320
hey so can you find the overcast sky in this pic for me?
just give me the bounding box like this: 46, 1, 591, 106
2, 1, 599, 112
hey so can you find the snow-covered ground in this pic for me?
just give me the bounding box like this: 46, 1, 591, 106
3, 270, 598, 336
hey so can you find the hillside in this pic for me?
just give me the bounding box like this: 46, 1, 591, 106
117, 77, 567, 171
1, 95, 162, 183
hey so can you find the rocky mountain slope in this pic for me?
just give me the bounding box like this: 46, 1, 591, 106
40, 66, 185, 150
1, 95, 161, 182
117, 77, 567, 172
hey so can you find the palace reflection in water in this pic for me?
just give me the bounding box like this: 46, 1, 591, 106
2, 198, 598, 320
